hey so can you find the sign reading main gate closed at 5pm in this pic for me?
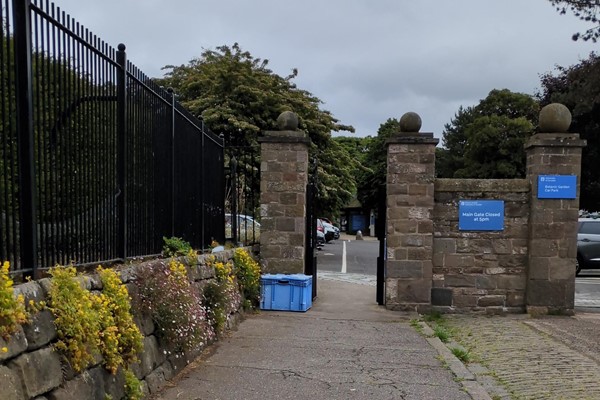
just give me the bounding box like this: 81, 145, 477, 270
458, 200, 504, 231
537, 175, 577, 199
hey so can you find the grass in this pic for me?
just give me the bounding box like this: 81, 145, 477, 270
422, 310, 444, 323
433, 325, 451, 343
450, 346, 471, 363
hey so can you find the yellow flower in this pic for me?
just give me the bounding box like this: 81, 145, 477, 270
1, 347, 8, 353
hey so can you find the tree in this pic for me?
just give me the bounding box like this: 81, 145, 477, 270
537, 53, 600, 210
549, 0, 600, 41
157, 43, 356, 217
437, 89, 539, 179
355, 119, 402, 211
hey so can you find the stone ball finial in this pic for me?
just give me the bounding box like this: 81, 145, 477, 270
539, 103, 571, 133
277, 111, 299, 131
399, 112, 422, 132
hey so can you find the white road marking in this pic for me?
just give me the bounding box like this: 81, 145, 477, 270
341, 241, 347, 274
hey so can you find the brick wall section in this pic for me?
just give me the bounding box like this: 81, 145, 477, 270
385, 133, 438, 311
433, 179, 530, 313
258, 130, 310, 274
525, 133, 586, 314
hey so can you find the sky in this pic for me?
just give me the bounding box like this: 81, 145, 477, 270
48, 0, 598, 141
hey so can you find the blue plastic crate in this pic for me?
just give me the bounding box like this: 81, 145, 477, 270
260, 274, 313, 312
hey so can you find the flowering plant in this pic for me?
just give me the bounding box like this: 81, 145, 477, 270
135, 260, 214, 352
0, 261, 28, 340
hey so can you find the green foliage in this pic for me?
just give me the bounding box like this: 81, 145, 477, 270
202, 281, 228, 334
48, 266, 143, 374
162, 236, 193, 258
97, 267, 144, 374
123, 369, 143, 400
48, 266, 102, 372
450, 346, 471, 363
433, 325, 451, 343
422, 310, 445, 323
0, 261, 28, 341
356, 118, 402, 211
134, 260, 214, 352
437, 89, 538, 179
203, 256, 242, 334
233, 248, 261, 308
537, 52, 600, 210
157, 43, 355, 216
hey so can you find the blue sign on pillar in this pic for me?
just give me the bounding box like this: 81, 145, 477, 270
458, 200, 504, 231
537, 175, 577, 199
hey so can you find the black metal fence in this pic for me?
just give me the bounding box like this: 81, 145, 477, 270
2, 0, 225, 277
225, 145, 260, 246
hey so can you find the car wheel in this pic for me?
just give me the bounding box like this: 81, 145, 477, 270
576, 255, 583, 276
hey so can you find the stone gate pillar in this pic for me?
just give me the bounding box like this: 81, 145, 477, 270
525, 103, 586, 315
385, 112, 438, 311
258, 111, 310, 274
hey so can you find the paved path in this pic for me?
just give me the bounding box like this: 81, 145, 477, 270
152, 279, 473, 400
442, 314, 600, 400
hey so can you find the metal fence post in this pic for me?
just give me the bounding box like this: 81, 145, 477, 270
13, 0, 38, 277
231, 156, 238, 244
168, 88, 175, 238
116, 44, 128, 260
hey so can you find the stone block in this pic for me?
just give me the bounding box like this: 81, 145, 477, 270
10, 347, 62, 398
387, 260, 423, 279
506, 291, 526, 307
0, 326, 28, 363
47, 366, 104, 400
102, 367, 126, 400
14, 281, 45, 305
145, 366, 168, 394
477, 295, 505, 307
288, 233, 305, 247
498, 254, 527, 268
433, 252, 444, 268
280, 192, 300, 205
23, 310, 57, 350
0, 365, 25, 400
548, 258, 576, 280
529, 239, 559, 257
526, 280, 572, 308
433, 238, 456, 253
393, 248, 408, 260
407, 247, 431, 261
417, 219, 434, 233
136, 335, 166, 379
476, 275, 497, 290
453, 294, 478, 308
444, 254, 474, 268
395, 279, 431, 304
445, 274, 477, 288
275, 217, 296, 232
402, 234, 433, 248
431, 288, 453, 306
497, 275, 526, 290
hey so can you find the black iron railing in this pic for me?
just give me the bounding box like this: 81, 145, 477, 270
2, 0, 225, 277
225, 145, 260, 246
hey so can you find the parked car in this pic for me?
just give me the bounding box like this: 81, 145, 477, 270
318, 219, 335, 242
225, 213, 260, 244
576, 217, 600, 275
320, 217, 340, 239
316, 229, 325, 247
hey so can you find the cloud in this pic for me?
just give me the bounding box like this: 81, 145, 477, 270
49, 0, 599, 139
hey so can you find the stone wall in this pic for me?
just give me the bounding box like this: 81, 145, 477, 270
385, 105, 585, 314
258, 112, 310, 274
433, 179, 530, 312
0, 249, 245, 400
